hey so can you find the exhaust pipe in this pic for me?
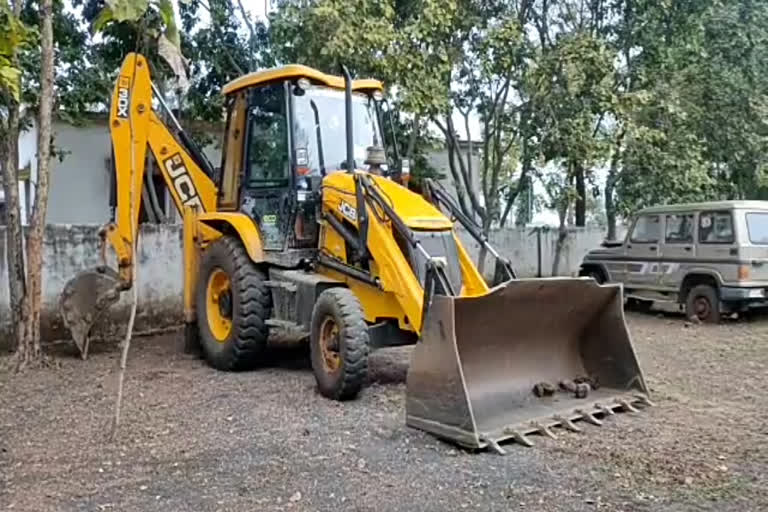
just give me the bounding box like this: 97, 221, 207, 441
340, 64, 369, 263
340, 64, 355, 174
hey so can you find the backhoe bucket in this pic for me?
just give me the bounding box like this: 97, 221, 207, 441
59, 267, 122, 359
406, 278, 649, 452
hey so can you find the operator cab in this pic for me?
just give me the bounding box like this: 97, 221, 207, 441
216, 65, 390, 264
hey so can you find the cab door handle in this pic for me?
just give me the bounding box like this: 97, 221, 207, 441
649, 246, 657, 251
684, 246, 692, 252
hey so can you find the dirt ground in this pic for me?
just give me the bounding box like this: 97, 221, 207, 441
1, 312, 767, 511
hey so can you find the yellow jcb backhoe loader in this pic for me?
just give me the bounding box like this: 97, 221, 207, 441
60, 52, 652, 453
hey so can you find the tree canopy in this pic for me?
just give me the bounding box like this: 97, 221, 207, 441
2, 0, 768, 233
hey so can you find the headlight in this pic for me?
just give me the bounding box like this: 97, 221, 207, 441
748, 288, 765, 298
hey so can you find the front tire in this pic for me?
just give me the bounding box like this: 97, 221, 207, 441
196, 236, 271, 371
685, 284, 720, 324
310, 288, 369, 400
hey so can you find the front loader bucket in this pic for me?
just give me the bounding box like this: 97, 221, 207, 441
59, 267, 122, 359
405, 278, 650, 453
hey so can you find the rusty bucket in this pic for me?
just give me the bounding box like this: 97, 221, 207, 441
59, 267, 123, 359
405, 278, 650, 453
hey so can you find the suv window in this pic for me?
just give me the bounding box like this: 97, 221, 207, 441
665, 214, 694, 244
746, 212, 768, 244
699, 210, 734, 244
631, 214, 661, 243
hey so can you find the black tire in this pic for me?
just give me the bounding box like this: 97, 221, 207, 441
581, 268, 605, 284
309, 288, 369, 400
196, 236, 271, 371
685, 284, 720, 324
626, 297, 653, 313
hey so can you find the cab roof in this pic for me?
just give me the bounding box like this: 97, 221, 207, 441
222, 64, 383, 96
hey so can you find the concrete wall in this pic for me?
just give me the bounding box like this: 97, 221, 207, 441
0, 223, 607, 348
457, 226, 607, 278
0, 224, 184, 349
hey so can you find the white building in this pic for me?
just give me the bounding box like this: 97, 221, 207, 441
3, 115, 473, 226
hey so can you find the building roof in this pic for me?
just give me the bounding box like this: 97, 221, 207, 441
639, 200, 768, 214
222, 65, 383, 96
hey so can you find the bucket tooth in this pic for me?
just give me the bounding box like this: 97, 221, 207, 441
595, 403, 615, 416
481, 436, 508, 455
634, 394, 655, 407
554, 415, 582, 433
503, 428, 534, 448
576, 409, 603, 426
617, 398, 639, 413
531, 422, 558, 440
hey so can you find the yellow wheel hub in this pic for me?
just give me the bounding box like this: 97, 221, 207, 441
206, 268, 233, 342
319, 317, 341, 372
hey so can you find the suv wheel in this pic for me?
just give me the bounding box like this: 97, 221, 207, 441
581, 268, 605, 284
685, 284, 720, 324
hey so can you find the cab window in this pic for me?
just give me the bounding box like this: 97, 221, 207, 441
630, 214, 661, 243
699, 211, 734, 244
664, 214, 694, 244
245, 84, 290, 188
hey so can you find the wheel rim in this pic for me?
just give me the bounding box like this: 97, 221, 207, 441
693, 295, 711, 319
319, 316, 341, 372
207, 268, 233, 342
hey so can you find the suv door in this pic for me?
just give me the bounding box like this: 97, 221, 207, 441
697, 209, 737, 281
743, 211, 768, 282
660, 212, 696, 290
625, 213, 663, 288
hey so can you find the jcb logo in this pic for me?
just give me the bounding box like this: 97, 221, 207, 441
116, 79, 130, 119
164, 154, 203, 210
339, 201, 357, 222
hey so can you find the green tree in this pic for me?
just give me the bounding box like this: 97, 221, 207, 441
0, 0, 33, 358
607, 0, 768, 229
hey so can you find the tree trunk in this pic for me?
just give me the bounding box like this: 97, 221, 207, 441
500, 147, 532, 228
605, 130, 625, 241
16, 0, 54, 367
2, 106, 27, 355
605, 170, 617, 240
1, 0, 27, 354
476, 216, 492, 279
551, 203, 569, 276
574, 162, 586, 227
405, 116, 419, 158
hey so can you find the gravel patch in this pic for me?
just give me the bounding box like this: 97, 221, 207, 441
1, 313, 766, 511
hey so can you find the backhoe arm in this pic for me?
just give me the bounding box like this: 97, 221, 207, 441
105, 52, 218, 287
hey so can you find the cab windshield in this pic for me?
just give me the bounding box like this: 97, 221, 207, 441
292, 85, 384, 175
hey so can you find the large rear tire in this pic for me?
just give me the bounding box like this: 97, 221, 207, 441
310, 288, 369, 400
196, 236, 271, 371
